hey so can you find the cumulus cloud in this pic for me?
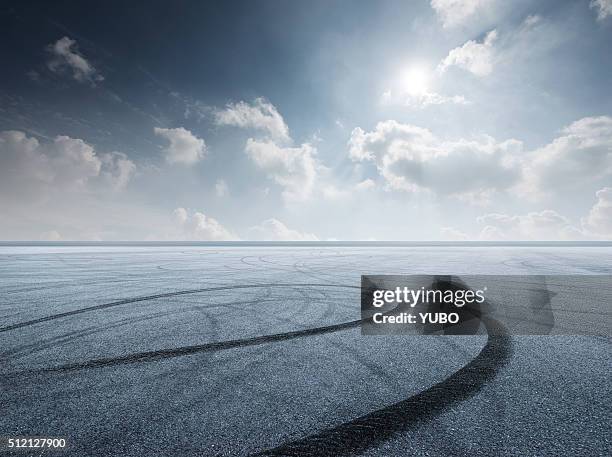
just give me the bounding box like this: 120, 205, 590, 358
442, 187, 612, 241
591, 0, 612, 21
0, 131, 138, 240
348, 116, 611, 204
522, 116, 612, 196
46, 37, 103, 86
50, 135, 104, 185
438, 30, 498, 77
154, 127, 206, 165
440, 227, 470, 241
477, 210, 583, 240
0, 130, 135, 197
245, 139, 318, 202
430, 0, 493, 28
172, 209, 317, 241
99, 151, 137, 190
215, 98, 322, 203
348, 120, 521, 198
582, 187, 612, 238
247, 218, 318, 241
173, 207, 237, 240
214, 98, 290, 142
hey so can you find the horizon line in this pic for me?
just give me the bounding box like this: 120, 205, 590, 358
0, 241, 611, 247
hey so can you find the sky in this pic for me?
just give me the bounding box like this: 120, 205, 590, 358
0, 0, 611, 241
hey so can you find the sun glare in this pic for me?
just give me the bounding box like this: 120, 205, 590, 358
401, 66, 430, 96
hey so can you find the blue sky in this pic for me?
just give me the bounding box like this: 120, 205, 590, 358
1, 0, 611, 240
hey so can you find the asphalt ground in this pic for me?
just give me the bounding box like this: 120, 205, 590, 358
0, 247, 610, 456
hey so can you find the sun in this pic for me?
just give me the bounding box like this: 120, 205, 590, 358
401, 66, 430, 96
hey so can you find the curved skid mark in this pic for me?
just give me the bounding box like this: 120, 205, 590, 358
2, 269, 514, 457
252, 316, 511, 457
0, 283, 358, 333
1, 309, 180, 360
11, 317, 363, 375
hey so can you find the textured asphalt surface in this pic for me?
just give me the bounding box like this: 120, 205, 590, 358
0, 247, 610, 456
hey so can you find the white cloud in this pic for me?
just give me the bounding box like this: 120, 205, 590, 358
0, 131, 141, 240
154, 127, 206, 165
0, 131, 54, 191
46, 37, 103, 86
382, 89, 469, 108
443, 187, 612, 241
173, 209, 319, 242
522, 116, 612, 196
430, 0, 493, 28
348, 116, 612, 209
349, 115, 609, 204
477, 210, 583, 240
247, 218, 318, 241
173, 207, 237, 240
43, 135, 102, 186
322, 179, 376, 201
0, 130, 135, 196
438, 30, 498, 77
215, 98, 322, 203
582, 187, 612, 238
591, 0, 612, 21
215, 179, 228, 197
440, 227, 469, 240
214, 98, 290, 142
0, 130, 136, 197
355, 178, 376, 191
99, 151, 136, 190
173, 207, 189, 225
348, 120, 521, 198
245, 139, 318, 202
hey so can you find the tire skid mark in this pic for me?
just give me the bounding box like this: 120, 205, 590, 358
8, 315, 364, 375
252, 315, 511, 457
0, 283, 358, 333
1, 309, 180, 360
1, 283, 360, 375
3, 266, 510, 457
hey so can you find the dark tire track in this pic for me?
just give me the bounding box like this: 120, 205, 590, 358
1, 309, 181, 360
2, 283, 360, 375
8, 315, 364, 375
251, 315, 511, 457
0, 283, 358, 333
